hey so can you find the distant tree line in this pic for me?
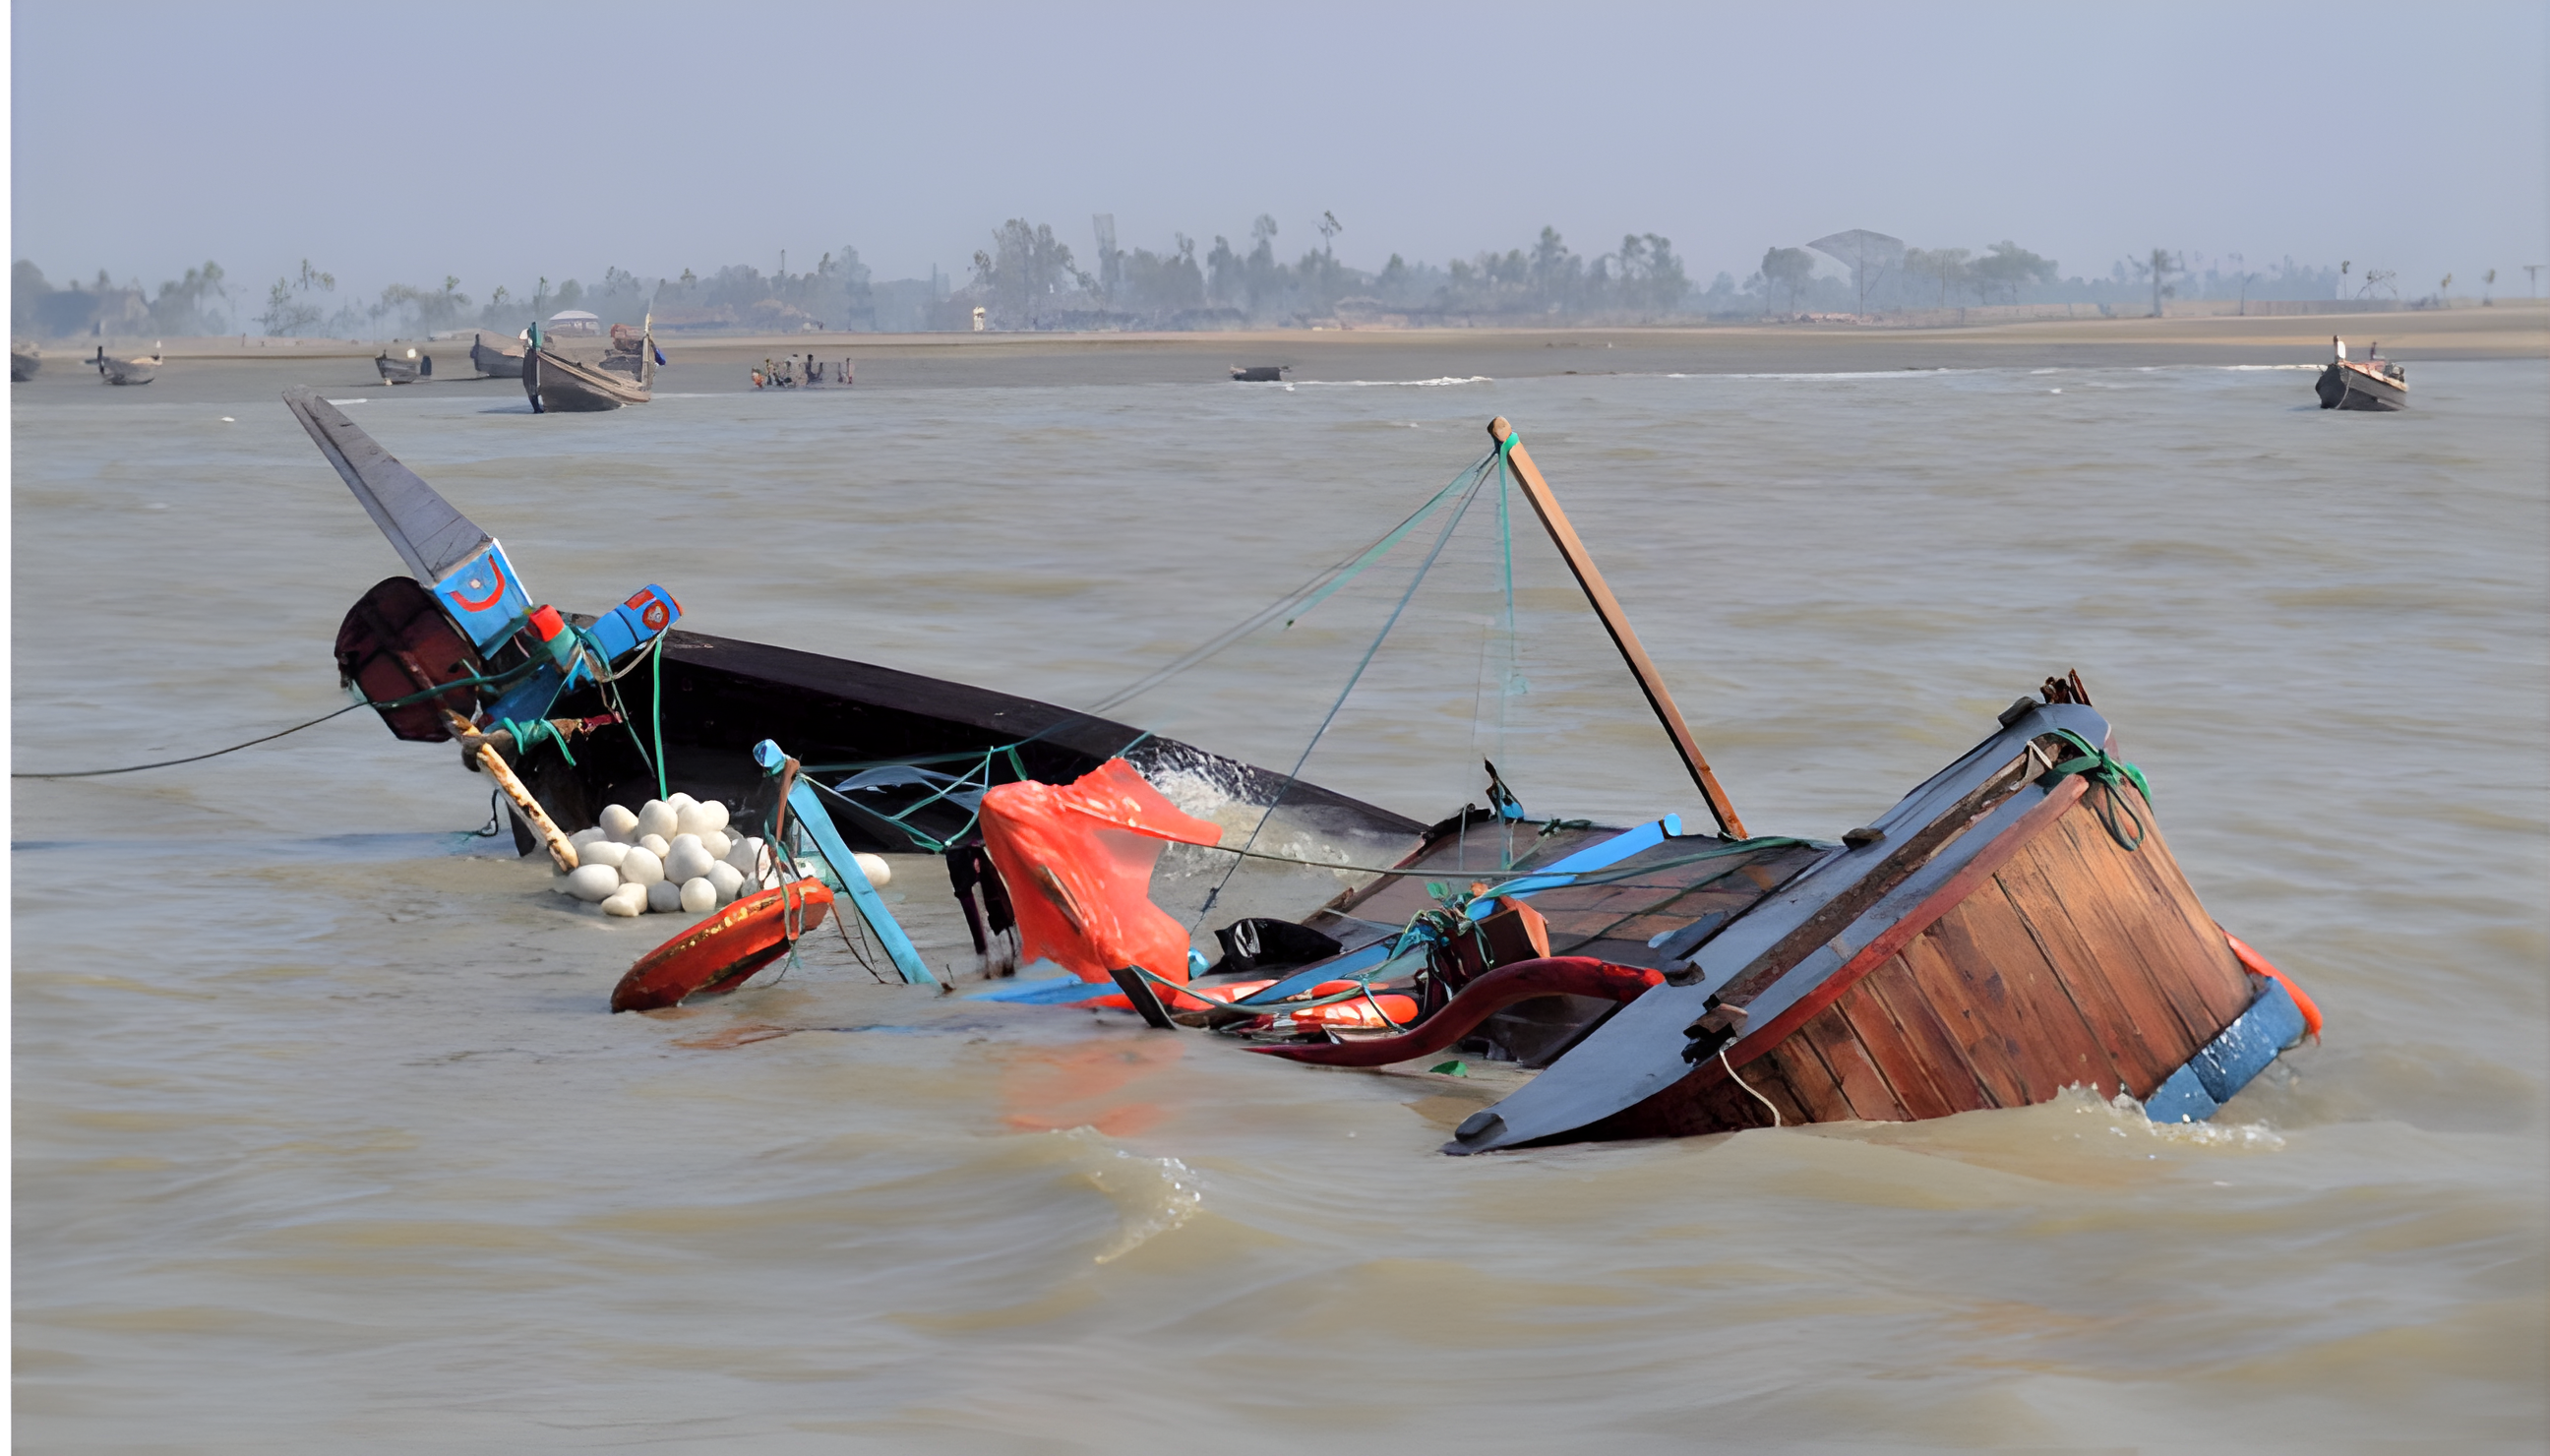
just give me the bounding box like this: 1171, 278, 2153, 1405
7, 222, 2457, 340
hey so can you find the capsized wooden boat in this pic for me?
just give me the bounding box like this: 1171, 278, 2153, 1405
374, 345, 433, 384
469, 331, 525, 379
973, 417, 2315, 1150
287, 387, 1426, 900
2316, 335, 2406, 410
92, 344, 158, 385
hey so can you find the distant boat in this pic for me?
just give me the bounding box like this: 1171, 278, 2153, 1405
469, 331, 525, 379
92, 344, 159, 386
2315, 336, 2406, 411
523, 316, 659, 413
11, 343, 38, 382
1231, 365, 1290, 383
374, 345, 434, 385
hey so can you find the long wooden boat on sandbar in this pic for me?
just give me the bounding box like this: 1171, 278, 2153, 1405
964, 417, 2319, 1151
523, 318, 659, 412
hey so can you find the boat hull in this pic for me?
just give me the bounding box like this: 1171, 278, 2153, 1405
1588, 784, 2258, 1138
470, 338, 525, 378
2316, 360, 2406, 411
12, 348, 38, 382
1447, 702, 2293, 1151
526, 346, 648, 411
494, 624, 1425, 860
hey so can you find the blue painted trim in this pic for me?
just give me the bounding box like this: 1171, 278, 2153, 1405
2144, 977, 2305, 1123
969, 973, 1109, 1005
1234, 940, 1397, 1006
1475, 815, 1684, 914
782, 776, 937, 986
2141, 1063, 2220, 1123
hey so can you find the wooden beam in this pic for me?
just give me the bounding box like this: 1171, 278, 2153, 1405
446, 709, 580, 872
1487, 417, 1747, 839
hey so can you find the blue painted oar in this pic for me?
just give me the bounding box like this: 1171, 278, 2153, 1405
755, 740, 936, 986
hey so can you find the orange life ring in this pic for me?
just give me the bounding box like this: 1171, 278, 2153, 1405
611, 879, 834, 1012
2222, 929, 2322, 1039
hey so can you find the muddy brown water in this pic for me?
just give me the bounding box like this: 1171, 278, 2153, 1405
12, 351, 2546, 1451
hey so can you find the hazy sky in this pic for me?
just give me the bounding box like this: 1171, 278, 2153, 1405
12, 2, 2546, 301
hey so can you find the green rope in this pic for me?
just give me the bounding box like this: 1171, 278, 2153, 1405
1281, 457, 1488, 628
2040, 729, 2152, 851
496, 717, 577, 767
649, 633, 669, 802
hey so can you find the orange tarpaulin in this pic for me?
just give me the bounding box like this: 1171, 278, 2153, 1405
977, 759, 1225, 1004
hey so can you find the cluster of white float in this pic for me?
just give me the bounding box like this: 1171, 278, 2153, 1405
554, 793, 891, 920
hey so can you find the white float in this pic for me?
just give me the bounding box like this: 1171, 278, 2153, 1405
706, 861, 746, 904
645, 879, 686, 913
597, 804, 639, 842
620, 845, 666, 886
579, 840, 631, 870
698, 829, 732, 862
567, 863, 622, 902
679, 877, 717, 913
663, 835, 715, 884
602, 883, 647, 917
853, 852, 892, 888
636, 800, 680, 841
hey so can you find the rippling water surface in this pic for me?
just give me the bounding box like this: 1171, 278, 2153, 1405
13, 359, 2546, 1451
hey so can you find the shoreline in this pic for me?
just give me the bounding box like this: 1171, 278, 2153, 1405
20, 306, 2541, 398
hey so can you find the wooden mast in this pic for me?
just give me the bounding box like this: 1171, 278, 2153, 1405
1488, 416, 1747, 839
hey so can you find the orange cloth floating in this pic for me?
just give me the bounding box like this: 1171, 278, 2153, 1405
977, 758, 1225, 1008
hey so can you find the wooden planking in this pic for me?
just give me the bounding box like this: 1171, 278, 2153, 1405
1830, 969, 1976, 1120
1991, 832, 2186, 1097
2033, 809, 2219, 1057
1796, 1007, 1915, 1122
2062, 806, 2243, 1030
1895, 925, 2035, 1109
1925, 883, 2129, 1101
1859, 955, 2002, 1114
2107, 812, 2254, 1026
1752, 1038, 1856, 1124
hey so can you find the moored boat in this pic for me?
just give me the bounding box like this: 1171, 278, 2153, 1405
522, 317, 658, 412
469, 331, 526, 379
2316, 335, 2407, 410
12, 342, 39, 381
374, 345, 433, 384
92, 344, 159, 385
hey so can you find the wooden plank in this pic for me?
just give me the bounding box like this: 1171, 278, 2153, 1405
1857, 955, 2000, 1114
1489, 416, 1745, 838
1925, 883, 2124, 1101
1899, 917, 2042, 1107
1992, 831, 2182, 1097
1799, 1004, 1915, 1122
2107, 813, 2255, 1026
2036, 808, 2216, 1060
1762, 1035, 1858, 1123
1831, 972, 1966, 1120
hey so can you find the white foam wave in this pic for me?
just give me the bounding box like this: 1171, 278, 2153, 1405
1077, 1141, 1203, 1264
1289, 376, 1494, 388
